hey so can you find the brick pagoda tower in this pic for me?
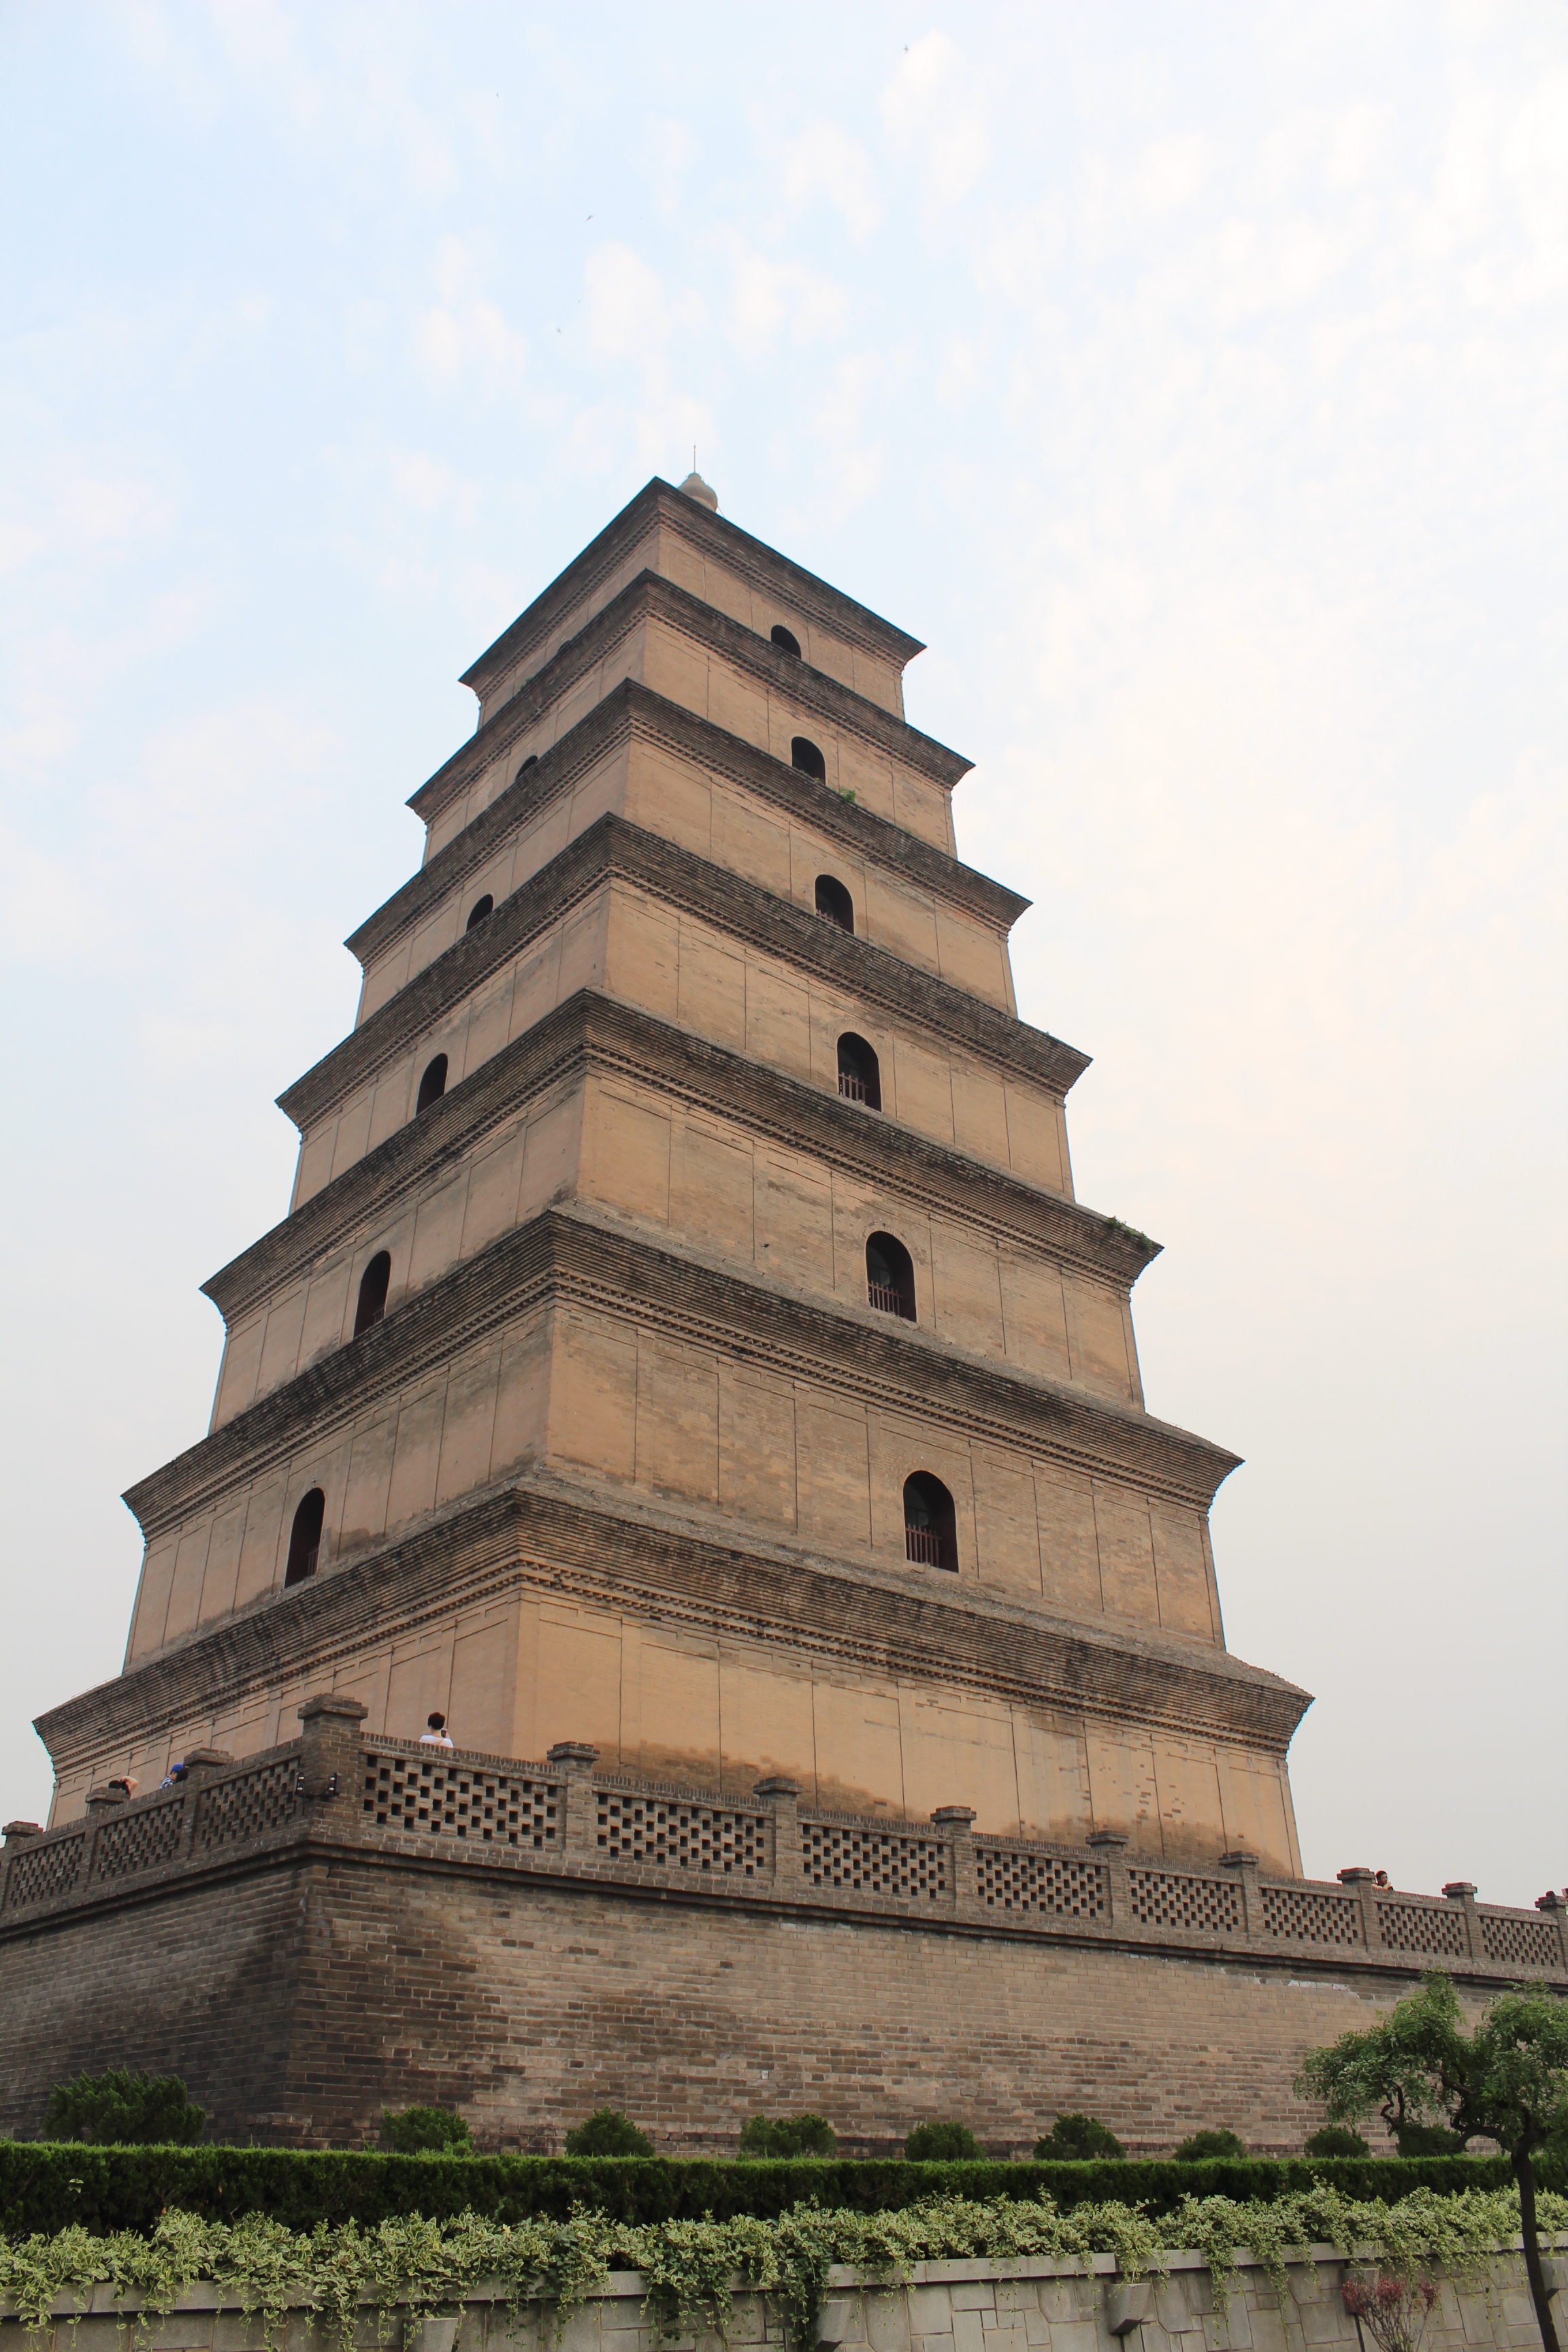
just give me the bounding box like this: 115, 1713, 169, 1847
42, 474, 1309, 1869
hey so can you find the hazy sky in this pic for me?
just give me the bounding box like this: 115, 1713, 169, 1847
2, 3, 1563, 1905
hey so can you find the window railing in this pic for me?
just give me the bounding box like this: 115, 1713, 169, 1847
905, 1524, 945, 1567
867, 1280, 913, 1319
838, 1069, 869, 1102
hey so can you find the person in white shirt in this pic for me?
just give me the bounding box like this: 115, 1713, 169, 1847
419, 1711, 455, 1749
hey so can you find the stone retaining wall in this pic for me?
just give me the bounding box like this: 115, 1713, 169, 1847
3, 2247, 1563, 2352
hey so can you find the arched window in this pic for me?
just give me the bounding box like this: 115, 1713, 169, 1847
284, 1488, 325, 1589
465, 894, 494, 932
415, 1053, 448, 1115
903, 1473, 957, 1572
519, 754, 538, 777
771, 623, 802, 657
791, 735, 826, 781
866, 1232, 916, 1322
836, 1032, 881, 1111
815, 875, 854, 934
354, 1251, 391, 1337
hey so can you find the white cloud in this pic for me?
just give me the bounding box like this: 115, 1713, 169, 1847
584, 242, 668, 359
881, 32, 990, 203
782, 120, 881, 239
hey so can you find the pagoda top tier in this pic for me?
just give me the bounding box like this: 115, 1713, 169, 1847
460, 476, 926, 732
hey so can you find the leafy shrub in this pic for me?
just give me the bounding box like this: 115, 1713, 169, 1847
1392, 2121, 1467, 2157
380, 2106, 472, 2155
0, 2144, 1548, 2239
42, 2071, 204, 2146
564, 2110, 654, 2157
738, 2113, 837, 2157
1034, 2113, 1126, 2161
1173, 2129, 1249, 2161
1305, 2125, 1372, 2159
903, 2121, 980, 2160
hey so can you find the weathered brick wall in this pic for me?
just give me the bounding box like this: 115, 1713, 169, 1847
0, 1838, 1480, 2152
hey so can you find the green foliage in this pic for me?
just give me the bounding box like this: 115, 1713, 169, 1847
1390, 2123, 1467, 2158
1296, 1972, 1568, 2162
563, 2110, 655, 2159
1303, 2127, 1371, 2159
903, 2123, 981, 2161
1034, 2115, 1126, 2161
1173, 2132, 1249, 2163
739, 2114, 838, 2159
0, 2142, 1556, 2241
1, 2185, 1565, 2352
380, 2108, 473, 2155
41, 2072, 205, 2148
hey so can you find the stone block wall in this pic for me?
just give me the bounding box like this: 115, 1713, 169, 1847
4, 2249, 1563, 2352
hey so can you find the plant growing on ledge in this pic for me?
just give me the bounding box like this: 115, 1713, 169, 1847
1034, 2112, 1126, 2159
1172, 2128, 1248, 2161
41, 2070, 205, 2146
903, 2120, 981, 2159
740, 2112, 838, 2157
564, 2108, 655, 2157
1296, 1971, 1568, 2352
380, 2105, 473, 2155
1341, 2274, 1439, 2352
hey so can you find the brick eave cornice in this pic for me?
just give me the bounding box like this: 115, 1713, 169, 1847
458, 478, 924, 701
134, 1204, 1235, 1541
48, 1473, 1308, 1768
350, 680, 1026, 972
414, 569, 967, 830
208, 991, 1154, 1324
281, 813, 1088, 1134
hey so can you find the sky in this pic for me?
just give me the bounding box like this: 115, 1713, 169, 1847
1, 1, 1564, 1908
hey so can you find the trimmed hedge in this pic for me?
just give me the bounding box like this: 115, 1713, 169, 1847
0, 2144, 1556, 2240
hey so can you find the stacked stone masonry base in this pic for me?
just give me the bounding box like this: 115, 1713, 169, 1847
1, 1712, 1563, 2149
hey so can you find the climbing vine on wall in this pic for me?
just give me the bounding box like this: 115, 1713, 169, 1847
1, 2186, 1564, 2352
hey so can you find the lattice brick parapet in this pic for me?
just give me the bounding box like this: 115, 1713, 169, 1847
976, 1846, 1105, 1918
363, 1751, 559, 1847
1127, 1867, 1242, 1936
1258, 1882, 1363, 1946
596, 1792, 766, 1875
800, 1820, 948, 1900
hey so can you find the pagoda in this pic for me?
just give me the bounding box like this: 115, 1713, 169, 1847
41, 474, 1309, 1876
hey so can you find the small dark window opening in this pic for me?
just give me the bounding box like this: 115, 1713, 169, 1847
836, 1031, 881, 1111
815, 874, 854, 933
791, 735, 826, 781
904, 1473, 958, 1572
284, 1488, 326, 1589
519, 753, 538, 776
465, 894, 494, 932
354, 1250, 391, 1337
772, 623, 802, 657
867, 1232, 916, 1322
415, 1053, 448, 1115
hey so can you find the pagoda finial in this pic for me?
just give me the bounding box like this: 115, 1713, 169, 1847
678, 467, 717, 512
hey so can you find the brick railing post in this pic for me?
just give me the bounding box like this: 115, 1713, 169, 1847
1337, 1867, 1383, 1949
297, 1695, 368, 1804
1442, 1881, 1481, 1959
0, 1820, 42, 1909
755, 1777, 803, 1893
932, 1806, 978, 1917
82, 1783, 129, 1882
1220, 1849, 1261, 1938
1088, 1829, 1130, 1925
178, 1747, 234, 1855
546, 1742, 600, 1856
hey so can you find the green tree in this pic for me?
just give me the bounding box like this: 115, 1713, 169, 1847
903, 2119, 981, 2159
1034, 2112, 1126, 2160
739, 2112, 837, 2157
1296, 1972, 1568, 2352
1171, 2128, 1248, 2161
564, 2108, 655, 2157
380, 2104, 472, 2153
42, 2070, 205, 2145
